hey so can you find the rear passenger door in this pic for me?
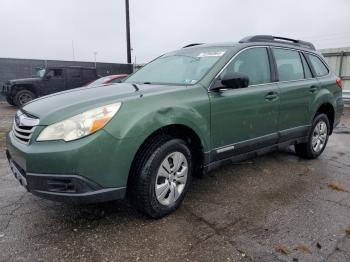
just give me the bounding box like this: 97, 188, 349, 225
42, 68, 66, 95
82, 69, 97, 86
209, 47, 280, 161
66, 68, 83, 90
273, 48, 319, 141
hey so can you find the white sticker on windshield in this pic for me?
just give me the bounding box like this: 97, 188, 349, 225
197, 51, 225, 58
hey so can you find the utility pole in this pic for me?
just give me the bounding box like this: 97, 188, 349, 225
125, 0, 132, 64
93, 51, 98, 68
71, 40, 76, 61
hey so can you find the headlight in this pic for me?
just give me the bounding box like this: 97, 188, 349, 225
37, 102, 121, 142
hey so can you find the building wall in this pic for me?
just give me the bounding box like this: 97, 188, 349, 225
0, 57, 133, 88
320, 47, 350, 91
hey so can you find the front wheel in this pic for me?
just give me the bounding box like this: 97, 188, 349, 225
14, 90, 35, 107
295, 113, 330, 159
130, 136, 192, 218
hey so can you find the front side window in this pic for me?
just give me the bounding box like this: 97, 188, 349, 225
307, 54, 329, 77
125, 47, 228, 85
220, 47, 271, 86
37, 69, 46, 78
273, 48, 304, 81
46, 69, 63, 78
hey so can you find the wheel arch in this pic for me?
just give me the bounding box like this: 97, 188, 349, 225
126, 124, 206, 195
12, 84, 38, 97
314, 103, 335, 134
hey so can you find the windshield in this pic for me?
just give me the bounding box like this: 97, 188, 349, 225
36, 69, 46, 78
125, 47, 228, 85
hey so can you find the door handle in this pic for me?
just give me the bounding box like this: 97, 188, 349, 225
309, 85, 318, 93
265, 92, 279, 101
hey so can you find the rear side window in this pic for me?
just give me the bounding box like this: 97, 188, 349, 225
82, 69, 96, 80
221, 47, 271, 85
307, 54, 329, 77
273, 48, 304, 81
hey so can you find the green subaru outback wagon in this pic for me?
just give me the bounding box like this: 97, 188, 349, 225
6, 35, 344, 218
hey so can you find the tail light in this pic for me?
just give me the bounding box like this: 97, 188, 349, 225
336, 77, 343, 90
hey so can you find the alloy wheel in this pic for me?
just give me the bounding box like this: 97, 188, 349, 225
312, 120, 328, 153
155, 151, 188, 206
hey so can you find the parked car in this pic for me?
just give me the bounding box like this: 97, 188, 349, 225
5, 35, 344, 218
85, 74, 129, 88
2, 66, 98, 106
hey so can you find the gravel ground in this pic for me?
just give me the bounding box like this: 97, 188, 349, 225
0, 102, 350, 261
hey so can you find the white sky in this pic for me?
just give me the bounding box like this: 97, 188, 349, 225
0, 0, 349, 64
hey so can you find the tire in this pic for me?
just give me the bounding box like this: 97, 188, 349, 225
295, 113, 330, 159
14, 90, 35, 107
5, 95, 15, 106
129, 135, 192, 218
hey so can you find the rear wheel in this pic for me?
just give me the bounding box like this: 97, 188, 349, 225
129, 136, 192, 218
295, 113, 330, 159
14, 90, 35, 107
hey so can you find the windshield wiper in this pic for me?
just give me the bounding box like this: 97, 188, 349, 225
132, 83, 139, 91
143, 82, 152, 84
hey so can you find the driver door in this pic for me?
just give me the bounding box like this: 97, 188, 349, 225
209, 47, 280, 161
42, 68, 66, 95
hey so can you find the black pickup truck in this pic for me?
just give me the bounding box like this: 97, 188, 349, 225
2, 66, 98, 106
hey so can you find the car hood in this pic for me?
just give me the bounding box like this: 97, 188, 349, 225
22, 83, 180, 125
9, 77, 41, 85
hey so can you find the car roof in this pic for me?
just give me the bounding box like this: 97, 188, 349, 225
182, 35, 318, 53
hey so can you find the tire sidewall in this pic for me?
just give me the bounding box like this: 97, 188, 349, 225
141, 138, 192, 217
5, 95, 14, 106
307, 114, 330, 158
14, 90, 35, 107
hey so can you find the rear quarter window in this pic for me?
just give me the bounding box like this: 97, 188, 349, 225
67, 68, 81, 78
82, 69, 96, 80
307, 54, 329, 77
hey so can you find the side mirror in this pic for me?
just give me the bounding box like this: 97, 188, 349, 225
211, 72, 249, 91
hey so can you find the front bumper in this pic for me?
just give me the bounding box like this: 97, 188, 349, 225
5, 129, 142, 203
6, 148, 126, 204
2, 83, 10, 95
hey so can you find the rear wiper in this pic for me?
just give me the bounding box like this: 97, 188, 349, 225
143, 82, 152, 84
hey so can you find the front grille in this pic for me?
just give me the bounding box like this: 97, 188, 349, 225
12, 111, 39, 144
2, 81, 11, 93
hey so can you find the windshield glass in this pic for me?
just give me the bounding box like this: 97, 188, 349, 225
36, 69, 46, 78
125, 47, 228, 85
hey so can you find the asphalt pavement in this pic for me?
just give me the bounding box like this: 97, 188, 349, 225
0, 102, 350, 262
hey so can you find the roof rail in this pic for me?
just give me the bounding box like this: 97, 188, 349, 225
182, 43, 204, 48
239, 35, 316, 50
